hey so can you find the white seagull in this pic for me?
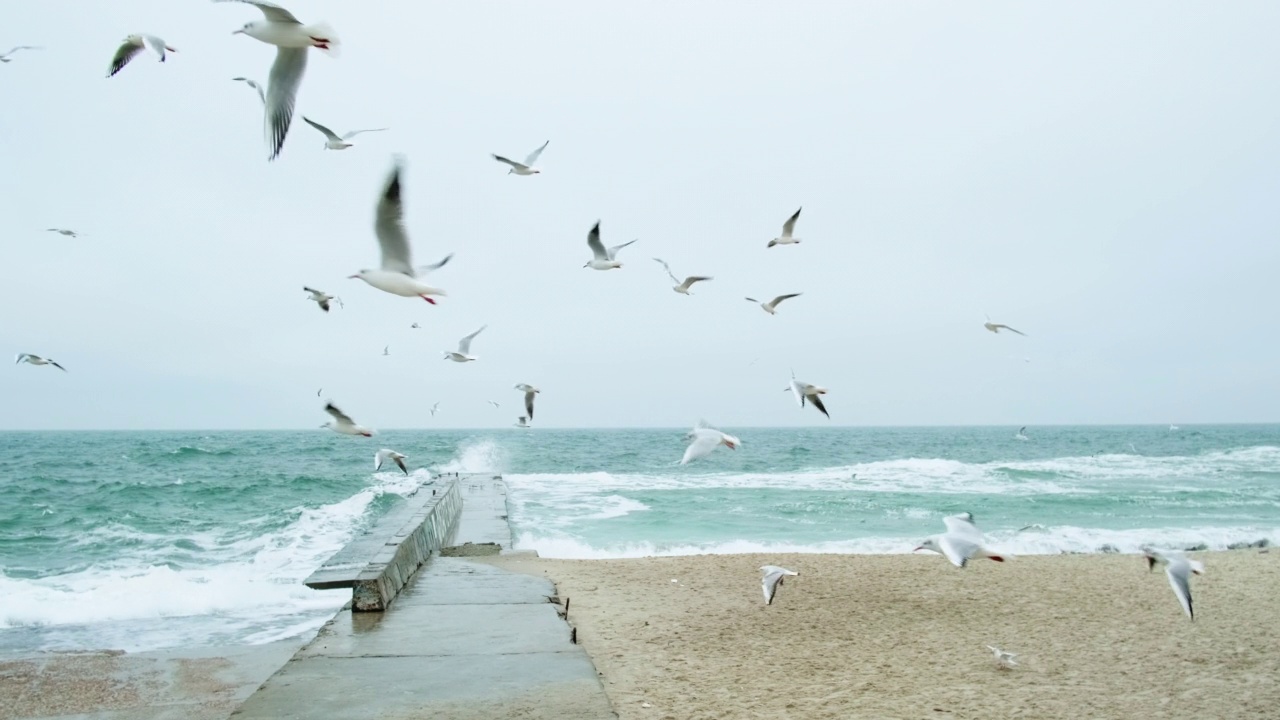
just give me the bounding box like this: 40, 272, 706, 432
321, 402, 373, 437
303, 286, 341, 312
382, 345, 389, 356
514, 383, 540, 420
350, 158, 452, 304
45, 228, 83, 238
444, 326, 486, 363
583, 222, 636, 270
219, 0, 340, 161
429, 401, 440, 416
492, 140, 549, 175
914, 512, 1008, 568
374, 448, 408, 475
1014, 426, 1028, 440
680, 422, 741, 465
653, 258, 713, 295
232, 76, 265, 104
0, 46, 41, 63
984, 315, 1026, 336
514, 416, 530, 428
107, 34, 177, 78
15, 354, 67, 372
767, 207, 803, 248
745, 293, 802, 315
987, 646, 1018, 668
760, 565, 798, 605
302, 116, 388, 150
487, 400, 501, 409
786, 372, 830, 419
1142, 547, 1204, 621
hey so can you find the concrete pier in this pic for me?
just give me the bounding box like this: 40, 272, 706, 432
231, 474, 617, 719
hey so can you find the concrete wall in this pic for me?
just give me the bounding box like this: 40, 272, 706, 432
351, 480, 463, 611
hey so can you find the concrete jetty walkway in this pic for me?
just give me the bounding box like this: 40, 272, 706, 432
231, 475, 617, 720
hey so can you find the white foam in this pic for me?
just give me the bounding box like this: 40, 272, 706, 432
431, 439, 505, 475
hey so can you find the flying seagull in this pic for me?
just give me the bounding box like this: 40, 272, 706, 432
745, 293, 802, 315
232, 76, 265, 104
1142, 547, 1204, 621
514, 416, 530, 428
45, 228, 82, 238
1015, 426, 1028, 440
760, 565, 798, 605
984, 315, 1026, 336
218, 0, 341, 161
321, 402, 372, 437
583, 222, 636, 270
680, 422, 740, 464
492, 140, 549, 175
487, 400, 500, 409
914, 512, 1008, 568
374, 448, 408, 475
382, 345, 389, 356
0, 46, 42, 63
15, 354, 67, 372
350, 157, 452, 303
303, 286, 341, 312
987, 646, 1018, 668
513, 383, 540, 420
429, 401, 440, 416
444, 325, 486, 363
107, 34, 177, 78
653, 258, 713, 295
301, 116, 387, 150
786, 372, 830, 419
767, 207, 803, 248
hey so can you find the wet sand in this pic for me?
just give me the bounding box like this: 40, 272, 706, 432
484, 550, 1280, 720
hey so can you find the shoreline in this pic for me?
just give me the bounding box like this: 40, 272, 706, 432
483, 549, 1280, 719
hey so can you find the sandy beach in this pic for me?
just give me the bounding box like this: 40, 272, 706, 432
486, 550, 1280, 720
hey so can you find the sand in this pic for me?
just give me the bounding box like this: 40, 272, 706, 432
484, 550, 1280, 720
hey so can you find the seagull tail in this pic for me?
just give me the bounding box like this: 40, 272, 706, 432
305, 22, 342, 57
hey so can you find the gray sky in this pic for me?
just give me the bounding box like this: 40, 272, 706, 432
3, 1, 1279, 430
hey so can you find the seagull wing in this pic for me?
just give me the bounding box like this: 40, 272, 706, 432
374, 448, 388, 471
524, 140, 550, 166
781, 206, 802, 237
943, 513, 983, 540
744, 297, 759, 304
606, 239, 637, 261
679, 276, 713, 291
789, 379, 805, 408
762, 570, 787, 605
324, 403, 355, 426
808, 392, 830, 419
524, 391, 536, 420
586, 222, 608, 260
939, 535, 981, 568
1165, 560, 1195, 620
15, 353, 32, 364
107, 39, 144, 77
769, 293, 802, 308
457, 325, 486, 354
233, 77, 266, 104
1003, 325, 1027, 336
302, 116, 342, 142
141, 35, 169, 61
491, 154, 530, 171
216, 0, 301, 24
653, 258, 680, 284
264, 47, 307, 160
680, 428, 721, 464
415, 253, 453, 276
374, 159, 415, 275
342, 127, 389, 140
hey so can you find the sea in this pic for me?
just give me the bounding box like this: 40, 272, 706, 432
1, 425, 1278, 655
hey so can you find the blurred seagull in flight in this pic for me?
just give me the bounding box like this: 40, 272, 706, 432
680, 422, 740, 464
745, 293, 802, 315
0, 46, 42, 63
15, 354, 67, 372
491, 140, 549, 175
653, 258, 713, 295
760, 565, 798, 605
583, 222, 636, 270
766, 207, 803, 248
303, 286, 340, 312
232, 76, 265, 104
350, 158, 452, 304
107, 34, 177, 77
322, 402, 373, 437
786, 372, 830, 419
514, 384, 540, 420
444, 326, 486, 363
1142, 547, 1204, 620
914, 513, 1008, 568
374, 448, 408, 475
984, 315, 1026, 336
302, 115, 387, 150
987, 646, 1018, 668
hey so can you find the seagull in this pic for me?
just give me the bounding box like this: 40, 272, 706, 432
382, 345, 389, 356
107, 35, 177, 78
487, 400, 500, 409
766, 207, 803, 248
786, 372, 830, 419
219, 0, 341, 161
1169, 425, 1179, 431
492, 140, 549, 175
760, 565, 798, 605
316, 388, 322, 397
411, 323, 421, 329
45, 228, 82, 238
0, 46, 41, 63
745, 293, 802, 315
514, 383, 540, 420
514, 416, 530, 428
303, 286, 341, 312
583, 222, 636, 270
321, 402, 372, 437
914, 512, 1008, 568
680, 422, 741, 465
653, 258, 713, 295
986, 646, 1018, 668
374, 448, 408, 475
429, 401, 440, 416
15, 354, 67, 372
301, 116, 388, 150
444, 326, 486, 363
232, 76, 265, 104
1015, 426, 1028, 441
983, 315, 1026, 336
1142, 547, 1204, 620
350, 158, 452, 304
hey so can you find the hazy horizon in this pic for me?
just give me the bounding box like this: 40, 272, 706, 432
4, 1, 1279, 431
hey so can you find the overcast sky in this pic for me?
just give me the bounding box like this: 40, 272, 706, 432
2, 1, 1279, 431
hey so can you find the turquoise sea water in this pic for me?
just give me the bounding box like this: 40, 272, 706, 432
1, 425, 1278, 654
